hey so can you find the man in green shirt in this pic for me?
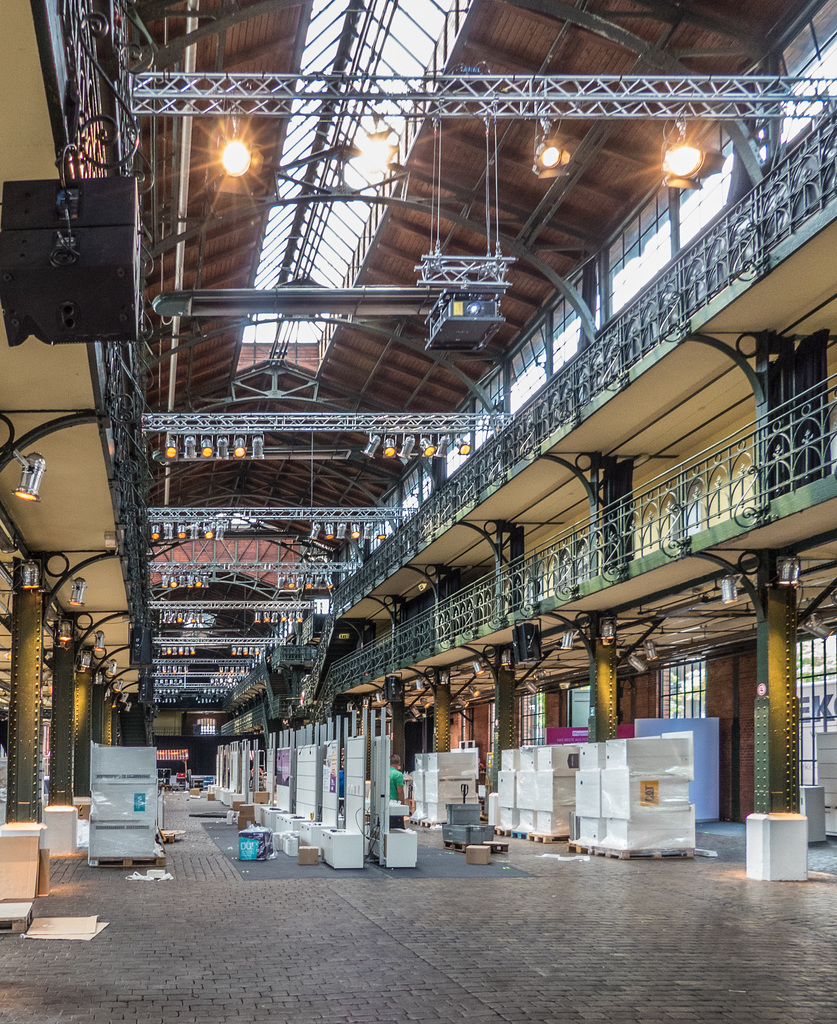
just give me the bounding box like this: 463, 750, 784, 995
389, 753, 406, 829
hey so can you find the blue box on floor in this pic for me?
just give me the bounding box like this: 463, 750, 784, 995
239, 827, 274, 860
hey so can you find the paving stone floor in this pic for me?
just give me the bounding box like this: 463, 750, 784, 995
3, 793, 837, 1024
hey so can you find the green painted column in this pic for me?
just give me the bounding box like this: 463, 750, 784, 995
48, 639, 75, 806
103, 702, 114, 745
588, 638, 618, 742
434, 678, 451, 752
91, 680, 106, 745
73, 665, 93, 797
754, 585, 799, 813
7, 564, 44, 822
492, 666, 516, 792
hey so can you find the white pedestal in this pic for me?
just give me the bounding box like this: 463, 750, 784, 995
321, 829, 364, 869
487, 792, 499, 826
800, 787, 826, 843
0, 822, 48, 849
384, 828, 418, 868
299, 821, 326, 848
42, 806, 78, 855
746, 813, 808, 881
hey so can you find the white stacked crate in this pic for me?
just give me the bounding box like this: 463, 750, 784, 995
423, 750, 479, 823
514, 745, 579, 836
411, 754, 426, 822
88, 744, 159, 863
816, 733, 837, 835
498, 749, 520, 830
575, 735, 695, 853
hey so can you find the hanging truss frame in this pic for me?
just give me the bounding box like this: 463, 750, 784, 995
147, 506, 407, 524
142, 412, 507, 434
150, 600, 316, 612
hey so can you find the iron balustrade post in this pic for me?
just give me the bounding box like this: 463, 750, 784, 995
73, 664, 93, 797
49, 638, 76, 806
7, 562, 44, 822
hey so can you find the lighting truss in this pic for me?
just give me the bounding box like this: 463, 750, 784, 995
150, 600, 315, 612
153, 637, 273, 648
131, 72, 834, 120
154, 660, 256, 669
150, 560, 355, 576
143, 412, 505, 434
147, 507, 406, 524
415, 254, 515, 290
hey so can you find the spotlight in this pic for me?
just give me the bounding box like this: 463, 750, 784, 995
254, 610, 261, 624
662, 131, 725, 189
163, 523, 174, 541
382, 436, 397, 458
644, 639, 658, 661
200, 437, 214, 458
190, 522, 200, 541
215, 520, 226, 541
435, 436, 449, 459
165, 438, 178, 460
807, 614, 834, 640
221, 137, 251, 177
93, 631, 106, 656
376, 524, 387, 541
351, 524, 362, 539
57, 618, 73, 643
177, 524, 187, 540
78, 649, 92, 669
472, 658, 485, 676
600, 617, 616, 645
168, 577, 178, 588
420, 436, 436, 458
150, 524, 161, 541
203, 524, 215, 539
336, 523, 347, 540
252, 435, 265, 459
561, 630, 576, 650
324, 523, 336, 540
353, 126, 398, 177
533, 132, 574, 178
776, 556, 801, 587
183, 436, 197, 459
456, 437, 472, 456
628, 652, 649, 673
233, 437, 247, 458
107, 658, 118, 677
13, 452, 46, 501
720, 576, 738, 605
20, 560, 41, 589
309, 523, 321, 540
69, 577, 86, 607
399, 435, 415, 459
363, 435, 381, 457
216, 436, 230, 459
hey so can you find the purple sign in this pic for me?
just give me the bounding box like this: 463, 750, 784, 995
546, 724, 635, 744
276, 748, 291, 787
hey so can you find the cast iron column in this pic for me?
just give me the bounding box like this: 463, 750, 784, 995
91, 677, 106, 745
390, 695, 405, 765
48, 638, 75, 806
73, 664, 93, 796
492, 666, 516, 791
754, 582, 799, 813
434, 677, 451, 752
588, 638, 618, 742
7, 563, 44, 822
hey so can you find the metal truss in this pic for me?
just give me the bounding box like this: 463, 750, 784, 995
415, 254, 515, 290
131, 72, 835, 120
154, 637, 272, 647
148, 506, 406, 524
155, 660, 252, 669
150, 560, 356, 576
150, 600, 315, 612
142, 412, 505, 435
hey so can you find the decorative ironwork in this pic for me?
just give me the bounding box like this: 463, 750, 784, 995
320, 372, 837, 702
335, 111, 837, 616
131, 72, 835, 120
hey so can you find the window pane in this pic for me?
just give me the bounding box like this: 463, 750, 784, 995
660, 662, 705, 718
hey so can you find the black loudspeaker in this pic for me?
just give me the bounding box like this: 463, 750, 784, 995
0, 178, 141, 346
138, 673, 154, 704
512, 622, 541, 666
384, 675, 404, 701
130, 625, 153, 667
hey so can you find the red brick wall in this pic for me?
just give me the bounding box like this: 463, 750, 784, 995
472, 702, 491, 762
707, 651, 758, 821
617, 673, 658, 724
544, 690, 563, 729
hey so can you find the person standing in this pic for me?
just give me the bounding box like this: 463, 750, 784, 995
389, 753, 406, 830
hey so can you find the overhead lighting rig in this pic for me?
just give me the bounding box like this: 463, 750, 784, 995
147, 505, 406, 525
416, 255, 514, 352
150, 559, 354, 577
151, 600, 315, 613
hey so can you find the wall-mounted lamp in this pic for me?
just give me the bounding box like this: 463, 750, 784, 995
69, 577, 87, 607
13, 452, 46, 501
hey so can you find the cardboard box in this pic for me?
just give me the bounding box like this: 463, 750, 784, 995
298, 845, 319, 865
37, 849, 50, 897
0, 835, 40, 900
237, 805, 258, 830
206, 792, 215, 801
253, 792, 269, 804
189, 788, 200, 796
232, 800, 246, 812
72, 797, 92, 820
465, 844, 491, 865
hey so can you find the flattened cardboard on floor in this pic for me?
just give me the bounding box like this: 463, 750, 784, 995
37, 849, 50, 897
0, 835, 39, 901
24, 916, 109, 940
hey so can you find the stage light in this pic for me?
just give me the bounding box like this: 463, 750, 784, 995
106, 658, 118, 677
600, 617, 616, 645
310, 523, 320, 540
252, 435, 264, 459
720, 576, 738, 605
69, 577, 86, 607
807, 614, 834, 639
57, 618, 73, 643
628, 653, 649, 673
221, 138, 251, 177
324, 523, 336, 540
456, 437, 472, 456
93, 630, 106, 656
662, 128, 725, 189
363, 524, 373, 541
472, 658, 485, 676
20, 560, 40, 589
201, 437, 214, 458
233, 437, 247, 458
78, 649, 92, 669
165, 439, 178, 460
561, 630, 576, 650
216, 436, 230, 459
190, 522, 200, 541
163, 523, 174, 541
183, 435, 197, 459
353, 126, 398, 177
14, 452, 46, 501
169, 577, 178, 588
177, 524, 187, 540
533, 133, 574, 178
435, 436, 449, 459
204, 524, 214, 539
399, 435, 415, 459
383, 436, 397, 458
777, 556, 801, 587
336, 523, 347, 540
663, 143, 703, 179
150, 524, 161, 541
376, 525, 387, 541
420, 436, 436, 458
351, 524, 362, 539
363, 435, 381, 457
644, 639, 658, 660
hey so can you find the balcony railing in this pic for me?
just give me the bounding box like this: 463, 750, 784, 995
319, 371, 837, 705
333, 111, 837, 616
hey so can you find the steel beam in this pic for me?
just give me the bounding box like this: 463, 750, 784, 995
588, 638, 618, 742
131, 72, 832, 119
49, 639, 75, 806
434, 678, 451, 753
73, 666, 93, 798
7, 567, 43, 822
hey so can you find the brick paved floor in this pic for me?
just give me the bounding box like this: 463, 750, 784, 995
2, 793, 837, 1024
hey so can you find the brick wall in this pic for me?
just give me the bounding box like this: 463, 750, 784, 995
544, 690, 563, 729
707, 651, 758, 821
617, 672, 658, 724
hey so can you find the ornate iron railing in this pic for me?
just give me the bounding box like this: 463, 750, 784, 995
334, 112, 837, 615
320, 371, 837, 702
223, 661, 269, 710
269, 645, 317, 666
220, 701, 267, 736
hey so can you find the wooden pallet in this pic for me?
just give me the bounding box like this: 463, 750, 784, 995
159, 829, 186, 844
442, 839, 469, 853
494, 827, 512, 836
528, 833, 569, 843
89, 855, 167, 869
568, 843, 694, 860
417, 820, 443, 828
510, 830, 529, 840
483, 840, 509, 854
0, 904, 34, 935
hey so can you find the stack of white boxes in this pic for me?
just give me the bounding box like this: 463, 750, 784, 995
816, 733, 837, 835
497, 748, 519, 831
514, 745, 579, 836
422, 750, 479, 823
88, 744, 159, 863
411, 754, 426, 822
575, 735, 695, 852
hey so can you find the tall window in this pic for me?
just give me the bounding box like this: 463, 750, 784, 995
660, 662, 706, 718
196, 717, 217, 736
609, 190, 672, 315
519, 691, 545, 745
797, 636, 837, 785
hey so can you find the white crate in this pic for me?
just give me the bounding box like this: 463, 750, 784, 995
534, 810, 570, 835
518, 808, 535, 833
579, 742, 608, 769
497, 770, 516, 807
518, 747, 538, 771
605, 736, 694, 779
535, 745, 580, 773
516, 770, 537, 810
532, 771, 575, 812
600, 768, 691, 820
603, 809, 695, 851
575, 769, 602, 817
501, 748, 521, 771
499, 806, 519, 830
576, 816, 608, 845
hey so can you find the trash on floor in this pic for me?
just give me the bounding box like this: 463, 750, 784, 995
540, 853, 590, 862
126, 870, 173, 881
24, 916, 109, 940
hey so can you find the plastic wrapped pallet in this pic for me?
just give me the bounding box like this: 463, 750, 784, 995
89, 820, 157, 860
576, 816, 608, 845
575, 769, 602, 817
532, 771, 576, 812
534, 810, 570, 836
515, 770, 537, 810
412, 769, 425, 803
89, 745, 159, 862
501, 748, 521, 771
579, 742, 608, 769
605, 735, 694, 779
499, 806, 519, 830
497, 770, 516, 808
518, 808, 536, 833
239, 826, 274, 861
600, 768, 691, 820
518, 746, 538, 771
603, 808, 695, 851
535, 745, 580, 773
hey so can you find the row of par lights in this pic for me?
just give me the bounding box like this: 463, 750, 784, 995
17, 562, 87, 605
362, 435, 472, 459
157, 610, 215, 626
162, 436, 263, 461
159, 645, 264, 657
159, 573, 211, 590
254, 609, 305, 624
311, 522, 389, 541
156, 664, 245, 676
150, 522, 224, 542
